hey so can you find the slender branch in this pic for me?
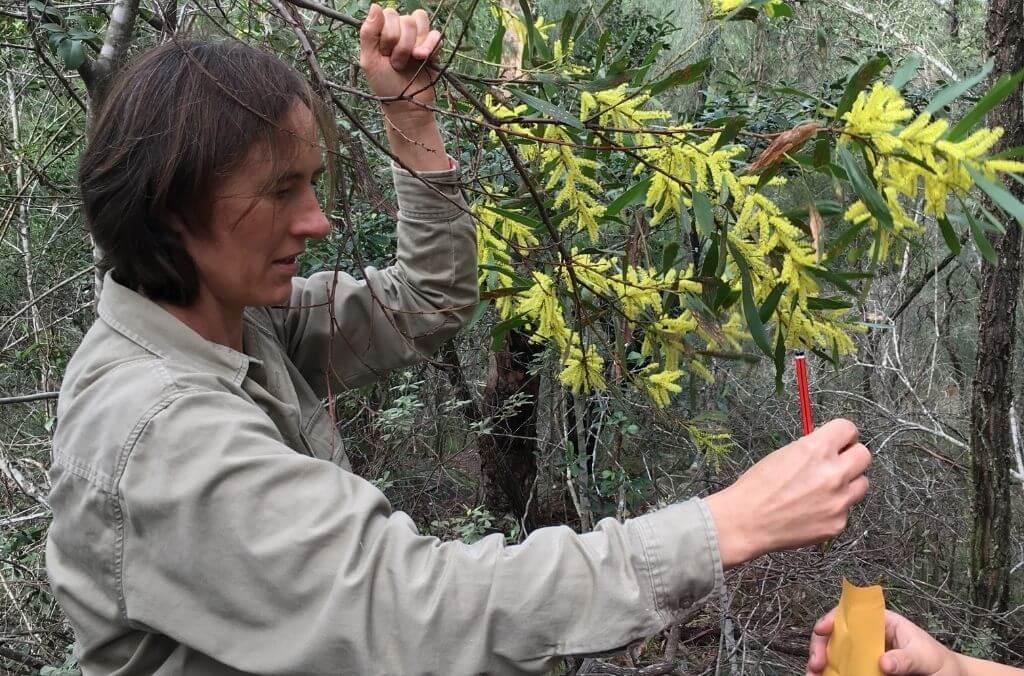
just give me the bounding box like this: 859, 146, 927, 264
0, 391, 60, 405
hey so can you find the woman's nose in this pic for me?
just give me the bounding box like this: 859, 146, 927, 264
292, 188, 331, 240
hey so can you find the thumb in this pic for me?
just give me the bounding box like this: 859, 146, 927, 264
879, 649, 919, 675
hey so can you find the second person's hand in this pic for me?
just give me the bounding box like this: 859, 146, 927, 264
806, 609, 965, 676
704, 418, 871, 567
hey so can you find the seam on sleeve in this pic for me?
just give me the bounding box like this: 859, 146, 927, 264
694, 498, 725, 607
633, 513, 670, 626
110, 389, 189, 626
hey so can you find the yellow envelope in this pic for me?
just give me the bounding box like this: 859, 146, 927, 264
824, 578, 886, 676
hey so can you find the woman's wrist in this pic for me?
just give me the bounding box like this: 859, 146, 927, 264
383, 110, 449, 172
704, 488, 761, 569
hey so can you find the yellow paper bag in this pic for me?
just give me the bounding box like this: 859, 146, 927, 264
824, 578, 886, 676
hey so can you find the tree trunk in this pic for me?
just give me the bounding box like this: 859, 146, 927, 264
480, 331, 541, 525
969, 0, 1023, 641
474, 0, 542, 526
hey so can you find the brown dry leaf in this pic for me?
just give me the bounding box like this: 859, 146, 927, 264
745, 121, 821, 175
808, 203, 824, 263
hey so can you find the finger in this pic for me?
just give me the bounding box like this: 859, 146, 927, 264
817, 418, 859, 452
846, 474, 869, 506
839, 442, 872, 482
879, 649, 920, 675
413, 30, 442, 62
390, 14, 418, 71
883, 610, 911, 648
412, 8, 430, 45
806, 610, 836, 673
379, 7, 401, 56
359, 4, 384, 56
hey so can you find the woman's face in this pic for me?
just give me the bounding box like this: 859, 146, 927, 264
180, 102, 330, 312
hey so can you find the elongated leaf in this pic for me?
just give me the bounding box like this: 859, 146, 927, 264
946, 68, 1024, 142
510, 89, 583, 129
838, 146, 893, 230
490, 316, 529, 350
486, 23, 506, 64
890, 53, 922, 90
728, 242, 772, 357
59, 39, 84, 70
660, 242, 680, 275
938, 215, 962, 254
758, 283, 786, 322
773, 326, 786, 393
968, 166, 1024, 225
966, 207, 998, 263
484, 205, 544, 231
813, 136, 830, 167
648, 58, 711, 97
466, 299, 491, 330
835, 55, 891, 118
806, 296, 853, 311
693, 191, 715, 236
926, 59, 994, 113
604, 179, 650, 217
714, 116, 747, 149
518, 0, 552, 63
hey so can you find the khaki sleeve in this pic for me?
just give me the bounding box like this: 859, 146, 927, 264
118, 389, 724, 675
274, 163, 478, 396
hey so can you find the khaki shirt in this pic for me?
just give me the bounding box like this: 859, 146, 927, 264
46, 165, 724, 675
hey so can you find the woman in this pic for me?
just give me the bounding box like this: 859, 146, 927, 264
48, 6, 872, 674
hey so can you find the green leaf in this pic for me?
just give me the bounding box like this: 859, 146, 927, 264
714, 116, 747, 149
509, 89, 583, 130
484, 205, 543, 231
890, 53, 922, 91
826, 220, 866, 259
728, 242, 772, 357
518, 0, 552, 64
990, 145, 1024, 160
926, 59, 994, 114
692, 191, 715, 236
946, 68, 1024, 142
560, 10, 576, 54
966, 207, 997, 264
490, 316, 529, 350
58, 39, 84, 69
806, 296, 853, 311
758, 283, 787, 322
938, 214, 962, 254
813, 136, 830, 167
466, 299, 491, 330
660, 242, 680, 274
806, 266, 867, 295
648, 58, 712, 97
765, 1, 793, 18
835, 55, 891, 119
486, 23, 506, 64
773, 325, 786, 393
838, 146, 893, 230
700, 237, 719, 279
604, 179, 650, 217
968, 166, 1024, 225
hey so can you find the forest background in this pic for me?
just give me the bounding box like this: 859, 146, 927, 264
1, 0, 1023, 672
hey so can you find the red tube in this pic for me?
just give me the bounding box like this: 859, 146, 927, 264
795, 352, 814, 436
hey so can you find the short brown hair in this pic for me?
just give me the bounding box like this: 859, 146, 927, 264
80, 39, 333, 305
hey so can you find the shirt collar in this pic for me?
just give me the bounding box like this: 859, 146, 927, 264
97, 270, 260, 384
